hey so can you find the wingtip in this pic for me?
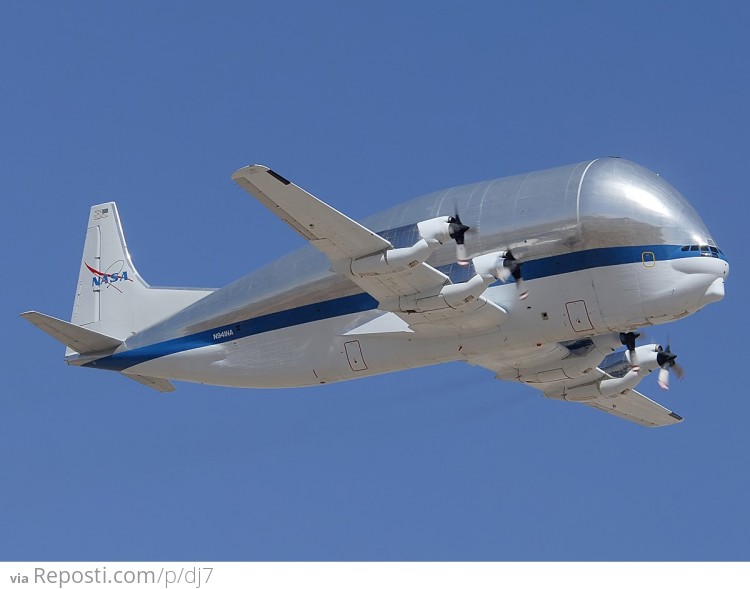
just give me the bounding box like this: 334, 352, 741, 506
20, 310, 43, 324
231, 164, 269, 181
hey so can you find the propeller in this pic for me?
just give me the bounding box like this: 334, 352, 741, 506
445, 207, 528, 299
503, 249, 528, 300
619, 332, 641, 372
447, 211, 471, 265
481, 248, 528, 300
656, 343, 684, 390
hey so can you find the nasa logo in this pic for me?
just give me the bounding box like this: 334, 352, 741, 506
85, 261, 133, 293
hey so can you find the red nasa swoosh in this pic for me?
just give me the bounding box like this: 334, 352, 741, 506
85, 262, 110, 277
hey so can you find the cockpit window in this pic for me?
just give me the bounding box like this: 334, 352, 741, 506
682, 244, 723, 256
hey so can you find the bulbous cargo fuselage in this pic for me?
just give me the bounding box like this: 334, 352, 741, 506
92, 158, 728, 388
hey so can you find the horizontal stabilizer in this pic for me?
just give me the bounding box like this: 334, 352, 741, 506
123, 373, 176, 393
21, 311, 122, 354
584, 389, 683, 427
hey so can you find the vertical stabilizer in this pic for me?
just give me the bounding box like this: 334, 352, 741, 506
71, 202, 213, 342
72, 203, 148, 329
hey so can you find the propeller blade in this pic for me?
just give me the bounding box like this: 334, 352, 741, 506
655, 342, 684, 389
516, 278, 529, 300
656, 348, 678, 370
456, 243, 469, 266
447, 212, 471, 265
503, 249, 528, 299
658, 367, 670, 390
628, 349, 640, 373
619, 332, 641, 371
496, 265, 512, 282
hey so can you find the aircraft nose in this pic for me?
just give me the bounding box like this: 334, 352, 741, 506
720, 258, 729, 279
705, 257, 728, 304
702, 277, 725, 305
671, 255, 728, 279
670, 253, 728, 308
709, 256, 730, 281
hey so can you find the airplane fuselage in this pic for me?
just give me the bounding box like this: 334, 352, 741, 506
80, 158, 727, 390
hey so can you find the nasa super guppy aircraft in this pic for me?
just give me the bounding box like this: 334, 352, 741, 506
22, 158, 728, 427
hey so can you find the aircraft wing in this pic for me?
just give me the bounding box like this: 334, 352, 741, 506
232, 165, 507, 332
232, 165, 392, 261
580, 389, 683, 428
471, 345, 683, 428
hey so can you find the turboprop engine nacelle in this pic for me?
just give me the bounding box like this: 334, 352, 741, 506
473, 251, 528, 300
394, 273, 495, 313
472, 251, 513, 281
547, 344, 669, 402
346, 216, 460, 277
348, 237, 437, 276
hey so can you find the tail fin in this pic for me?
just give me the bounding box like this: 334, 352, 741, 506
70, 202, 213, 341
72, 202, 144, 329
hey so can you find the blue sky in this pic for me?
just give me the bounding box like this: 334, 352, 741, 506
2, 1, 749, 561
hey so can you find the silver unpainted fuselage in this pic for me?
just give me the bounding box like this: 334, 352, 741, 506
86, 158, 729, 388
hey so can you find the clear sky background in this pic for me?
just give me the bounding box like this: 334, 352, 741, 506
2, 1, 748, 561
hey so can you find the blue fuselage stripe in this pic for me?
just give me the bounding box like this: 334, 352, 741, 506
85, 245, 725, 372
85, 293, 379, 372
